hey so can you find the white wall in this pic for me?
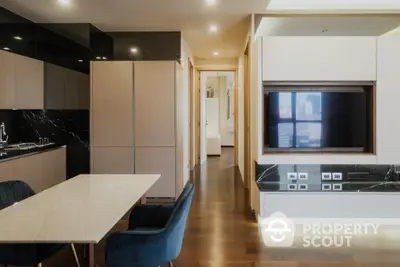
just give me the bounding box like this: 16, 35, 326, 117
180, 37, 194, 184
200, 71, 208, 163
237, 56, 245, 179
256, 36, 400, 165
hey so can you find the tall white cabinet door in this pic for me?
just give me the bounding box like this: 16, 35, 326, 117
262, 37, 377, 81
91, 61, 134, 147
135, 147, 175, 198
376, 37, 400, 164
92, 147, 134, 174
134, 61, 176, 147
15, 54, 44, 109
0, 50, 16, 109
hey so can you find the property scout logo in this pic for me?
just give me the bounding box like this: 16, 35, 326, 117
259, 212, 380, 248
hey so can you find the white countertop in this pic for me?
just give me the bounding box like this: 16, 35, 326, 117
0, 174, 160, 243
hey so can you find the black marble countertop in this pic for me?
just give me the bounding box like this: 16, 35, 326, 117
0, 143, 66, 163
256, 164, 400, 192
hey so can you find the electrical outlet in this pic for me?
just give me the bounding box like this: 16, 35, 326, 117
287, 173, 298, 180
287, 184, 297, 191
322, 184, 332, 191
298, 184, 308, 190
298, 173, 308, 180
333, 184, 343, 191
321, 173, 332, 180
332, 173, 343, 180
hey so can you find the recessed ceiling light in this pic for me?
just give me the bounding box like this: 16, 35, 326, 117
14, 36, 22, 41
213, 51, 219, 56
130, 47, 139, 54
102, 57, 107, 60
78, 59, 83, 62
206, 0, 217, 6
3, 47, 10, 51
58, 0, 71, 6
209, 25, 218, 33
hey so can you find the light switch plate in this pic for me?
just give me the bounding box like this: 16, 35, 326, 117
321, 173, 332, 180
333, 184, 343, 191
298, 173, 308, 180
322, 184, 332, 191
287, 184, 297, 191
332, 173, 343, 180
298, 184, 308, 190
287, 172, 298, 180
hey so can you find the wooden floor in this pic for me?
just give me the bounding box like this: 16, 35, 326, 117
44, 148, 400, 267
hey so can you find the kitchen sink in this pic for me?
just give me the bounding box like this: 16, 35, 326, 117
5, 142, 55, 151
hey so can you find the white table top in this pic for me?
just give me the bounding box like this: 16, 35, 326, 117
0, 174, 160, 243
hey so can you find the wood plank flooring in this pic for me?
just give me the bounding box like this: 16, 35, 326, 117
42, 148, 400, 267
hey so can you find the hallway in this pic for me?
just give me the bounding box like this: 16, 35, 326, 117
175, 148, 400, 267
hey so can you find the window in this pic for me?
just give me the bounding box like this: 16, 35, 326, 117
278, 92, 322, 148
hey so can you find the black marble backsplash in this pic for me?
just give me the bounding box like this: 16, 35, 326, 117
0, 110, 89, 179
256, 163, 398, 183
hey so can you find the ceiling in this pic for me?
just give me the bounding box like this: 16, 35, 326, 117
0, 0, 269, 59
256, 15, 400, 37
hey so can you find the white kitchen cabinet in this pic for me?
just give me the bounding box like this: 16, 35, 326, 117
92, 147, 134, 174
44, 62, 90, 110
134, 61, 176, 147
15, 153, 43, 193
42, 147, 66, 190
262, 37, 377, 81
134, 147, 175, 198
0, 147, 66, 193
14, 53, 44, 109
376, 37, 400, 164
0, 50, 16, 109
91, 61, 134, 147
90, 61, 186, 199
0, 50, 44, 109
65, 68, 80, 109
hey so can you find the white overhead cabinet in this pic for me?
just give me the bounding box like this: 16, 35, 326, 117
44, 63, 90, 109
0, 50, 44, 109
262, 37, 377, 81
90, 61, 186, 199
376, 37, 400, 164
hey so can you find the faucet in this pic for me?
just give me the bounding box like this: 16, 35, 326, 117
0, 122, 9, 149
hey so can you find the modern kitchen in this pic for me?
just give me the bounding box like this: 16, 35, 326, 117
0, 5, 191, 267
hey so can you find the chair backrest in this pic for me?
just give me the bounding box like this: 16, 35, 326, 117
164, 183, 194, 260
0, 180, 35, 210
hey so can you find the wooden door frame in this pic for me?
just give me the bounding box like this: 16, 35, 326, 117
244, 43, 251, 189
189, 59, 194, 170
195, 69, 201, 166
196, 68, 238, 165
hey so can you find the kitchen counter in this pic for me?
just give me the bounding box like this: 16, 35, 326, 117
0, 143, 66, 163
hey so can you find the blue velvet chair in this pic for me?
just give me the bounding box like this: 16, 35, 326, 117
0, 180, 79, 267
105, 183, 194, 267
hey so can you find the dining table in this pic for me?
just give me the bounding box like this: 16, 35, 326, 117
0, 174, 160, 267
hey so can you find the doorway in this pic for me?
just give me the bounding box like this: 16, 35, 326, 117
198, 70, 238, 163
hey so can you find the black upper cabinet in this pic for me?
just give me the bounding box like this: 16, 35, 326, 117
0, 7, 115, 74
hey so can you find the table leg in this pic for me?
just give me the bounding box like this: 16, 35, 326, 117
89, 244, 95, 267
140, 194, 146, 204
